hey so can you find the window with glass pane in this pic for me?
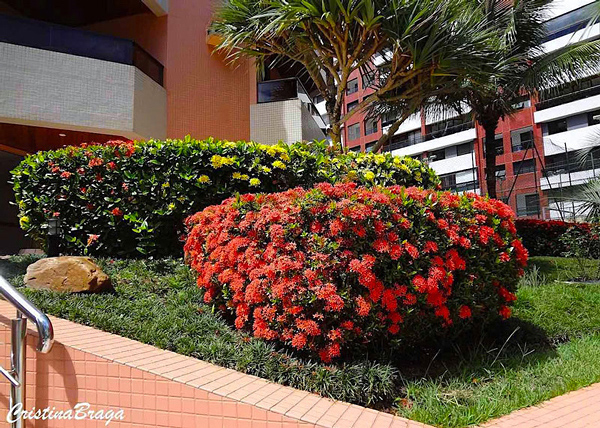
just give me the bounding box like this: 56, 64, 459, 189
547, 119, 568, 135
495, 165, 506, 178
347, 123, 360, 141
347, 100, 358, 112
588, 109, 600, 126
457, 142, 473, 156
362, 71, 375, 88
366, 142, 377, 152
365, 119, 378, 135
484, 134, 504, 155
349, 145, 361, 152
517, 194, 540, 217
347, 79, 359, 95
430, 149, 446, 161
440, 173, 456, 190
511, 128, 534, 152
513, 159, 536, 174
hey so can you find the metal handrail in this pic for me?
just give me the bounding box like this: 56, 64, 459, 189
0, 275, 53, 428
0, 276, 53, 353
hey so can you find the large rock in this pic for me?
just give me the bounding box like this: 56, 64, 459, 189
24, 257, 111, 293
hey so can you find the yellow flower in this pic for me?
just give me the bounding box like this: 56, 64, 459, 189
162, 182, 170, 188
18, 200, 26, 209
363, 171, 375, 181
211, 155, 235, 168
260, 166, 272, 173
19, 216, 29, 229
232, 172, 242, 179
272, 160, 286, 170
280, 153, 290, 162
250, 178, 261, 187
400, 164, 411, 173
393, 157, 402, 166
375, 154, 386, 165
240, 174, 249, 181
197, 175, 211, 184
168, 203, 176, 210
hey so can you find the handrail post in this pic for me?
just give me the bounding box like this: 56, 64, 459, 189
10, 312, 26, 428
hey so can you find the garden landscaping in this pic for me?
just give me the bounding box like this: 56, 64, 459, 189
1, 255, 600, 428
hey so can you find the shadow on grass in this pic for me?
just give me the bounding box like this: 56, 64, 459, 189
0, 255, 42, 283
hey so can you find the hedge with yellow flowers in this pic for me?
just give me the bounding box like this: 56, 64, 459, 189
12, 137, 439, 257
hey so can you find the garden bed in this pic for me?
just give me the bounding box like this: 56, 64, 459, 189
1, 256, 600, 428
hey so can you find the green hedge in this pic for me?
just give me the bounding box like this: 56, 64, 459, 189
12, 138, 439, 257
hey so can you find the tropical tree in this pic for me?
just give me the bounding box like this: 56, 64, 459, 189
210, 0, 499, 146
426, 0, 600, 199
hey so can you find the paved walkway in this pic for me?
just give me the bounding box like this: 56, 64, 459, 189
483, 383, 600, 428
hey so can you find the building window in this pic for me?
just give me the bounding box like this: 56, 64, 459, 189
513, 159, 536, 174
517, 193, 540, 217
547, 118, 568, 135
366, 142, 377, 152
484, 134, 504, 156
512, 96, 531, 110
347, 123, 360, 141
349, 145, 361, 153
495, 165, 506, 178
365, 119, 378, 135
362, 70, 376, 88
457, 142, 474, 156
440, 173, 457, 190
347, 79, 359, 95
588, 109, 600, 126
430, 148, 446, 161
347, 100, 359, 112
511, 128, 534, 152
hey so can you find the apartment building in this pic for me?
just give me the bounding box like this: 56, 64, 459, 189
0, 0, 327, 253
343, 0, 600, 221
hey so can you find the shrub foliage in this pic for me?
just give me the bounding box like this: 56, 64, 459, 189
515, 219, 592, 257
11, 138, 438, 257
184, 183, 528, 362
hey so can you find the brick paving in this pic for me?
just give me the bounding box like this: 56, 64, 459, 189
482, 383, 600, 428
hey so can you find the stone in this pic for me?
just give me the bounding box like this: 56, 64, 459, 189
24, 256, 111, 293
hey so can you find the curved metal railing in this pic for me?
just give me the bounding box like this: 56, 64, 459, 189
0, 274, 54, 428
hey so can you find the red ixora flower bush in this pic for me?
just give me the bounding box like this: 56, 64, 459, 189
184, 183, 528, 362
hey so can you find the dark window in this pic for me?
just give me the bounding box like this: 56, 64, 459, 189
588, 110, 600, 126
512, 96, 532, 110
495, 165, 506, 178
547, 118, 568, 135
440, 173, 457, 190
347, 79, 359, 95
347, 123, 360, 141
517, 194, 540, 217
362, 71, 375, 88
513, 159, 536, 174
365, 119, 378, 135
457, 142, 473, 156
511, 128, 534, 152
430, 149, 446, 161
366, 142, 377, 153
484, 134, 504, 156
386, 130, 422, 151
349, 145, 361, 153
347, 100, 359, 112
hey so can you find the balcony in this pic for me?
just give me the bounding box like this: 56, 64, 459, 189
424, 121, 475, 141
536, 83, 600, 112
0, 13, 163, 86
0, 14, 167, 140
251, 78, 327, 144
541, 158, 600, 191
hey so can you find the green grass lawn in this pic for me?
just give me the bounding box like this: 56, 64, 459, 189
1, 256, 600, 427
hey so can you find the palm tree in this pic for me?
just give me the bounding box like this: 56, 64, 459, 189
432, 0, 600, 199
210, 0, 499, 146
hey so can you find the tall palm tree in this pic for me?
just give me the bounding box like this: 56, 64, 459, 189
442, 0, 600, 199
210, 0, 499, 146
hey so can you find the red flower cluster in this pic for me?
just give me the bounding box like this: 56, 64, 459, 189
184, 183, 526, 362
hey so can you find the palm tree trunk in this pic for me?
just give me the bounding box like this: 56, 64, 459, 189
482, 119, 499, 199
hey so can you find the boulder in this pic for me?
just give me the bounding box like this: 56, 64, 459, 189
24, 257, 111, 293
